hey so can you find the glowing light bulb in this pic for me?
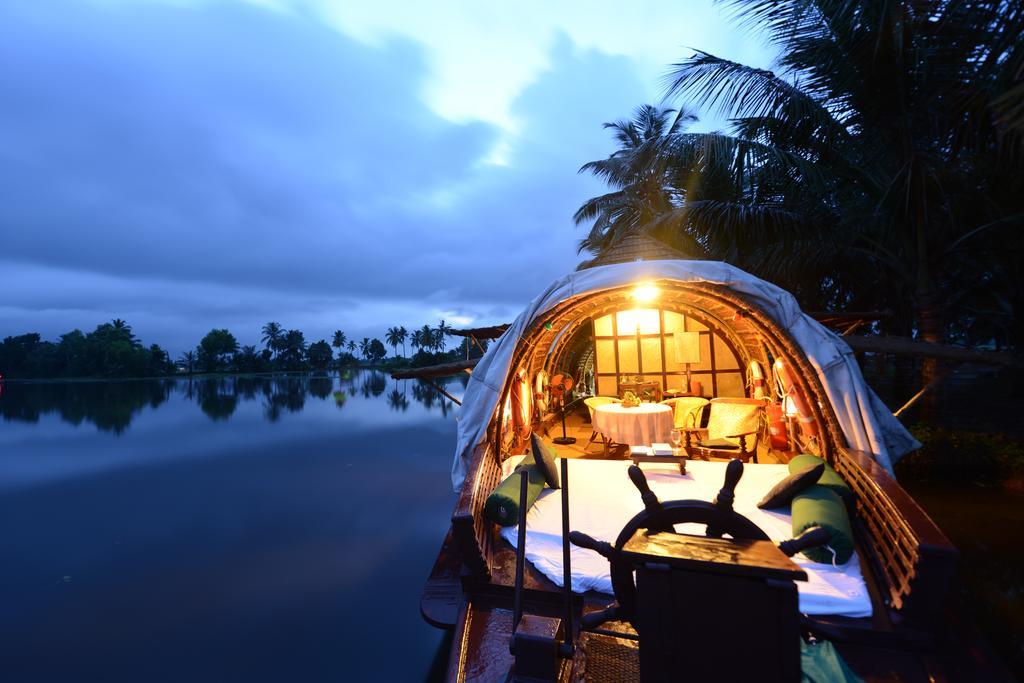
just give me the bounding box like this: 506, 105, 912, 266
631, 283, 660, 303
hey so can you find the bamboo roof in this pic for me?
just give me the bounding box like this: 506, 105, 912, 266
577, 231, 694, 270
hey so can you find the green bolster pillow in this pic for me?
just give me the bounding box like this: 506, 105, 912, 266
788, 454, 854, 504
791, 485, 855, 565
484, 462, 546, 527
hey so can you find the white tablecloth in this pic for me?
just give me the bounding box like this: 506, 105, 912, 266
592, 402, 673, 446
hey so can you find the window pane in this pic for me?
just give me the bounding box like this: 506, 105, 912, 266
716, 372, 746, 397
663, 311, 685, 333
617, 309, 660, 335
714, 335, 740, 369
595, 339, 615, 373
695, 334, 713, 372
597, 376, 618, 397
640, 337, 663, 375
617, 339, 638, 374
686, 316, 708, 332
593, 314, 613, 337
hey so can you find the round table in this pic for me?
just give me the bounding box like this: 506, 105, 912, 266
592, 402, 674, 448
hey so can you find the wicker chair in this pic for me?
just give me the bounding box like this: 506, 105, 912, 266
683, 397, 764, 463
660, 397, 709, 430
584, 396, 622, 451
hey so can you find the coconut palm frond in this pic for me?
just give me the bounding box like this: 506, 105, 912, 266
663, 51, 850, 143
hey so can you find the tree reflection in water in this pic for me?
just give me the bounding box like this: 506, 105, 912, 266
0, 379, 175, 434
0, 370, 468, 433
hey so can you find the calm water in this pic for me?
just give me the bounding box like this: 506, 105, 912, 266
0, 371, 462, 682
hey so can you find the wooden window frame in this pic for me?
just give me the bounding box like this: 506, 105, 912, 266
592, 307, 745, 398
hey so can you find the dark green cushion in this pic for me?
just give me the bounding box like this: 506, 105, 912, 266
757, 463, 824, 509
788, 454, 853, 504
791, 485, 855, 565
699, 437, 740, 450
484, 460, 546, 527
530, 432, 561, 489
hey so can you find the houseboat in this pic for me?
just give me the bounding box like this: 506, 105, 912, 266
412, 236, 966, 682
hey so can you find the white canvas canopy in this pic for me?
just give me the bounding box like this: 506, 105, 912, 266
452, 260, 919, 490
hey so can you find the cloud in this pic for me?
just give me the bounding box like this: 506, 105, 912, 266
0, 0, 773, 354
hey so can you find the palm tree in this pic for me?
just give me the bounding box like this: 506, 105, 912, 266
108, 318, 141, 348
331, 330, 347, 351
436, 320, 452, 353
385, 326, 404, 358
261, 322, 283, 358
655, 1, 1024, 381
358, 337, 371, 361
346, 340, 356, 354
279, 329, 306, 369
575, 104, 699, 256
410, 329, 423, 353
398, 326, 408, 358
420, 324, 437, 353
578, 1, 1024, 378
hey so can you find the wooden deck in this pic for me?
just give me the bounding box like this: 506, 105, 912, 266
424, 418, 1016, 681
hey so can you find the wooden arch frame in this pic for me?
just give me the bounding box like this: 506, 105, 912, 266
488, 279, 843, 463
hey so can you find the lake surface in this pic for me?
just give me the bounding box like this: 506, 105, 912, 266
0, 371, 462, 682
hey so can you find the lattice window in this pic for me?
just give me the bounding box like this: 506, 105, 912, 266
592, 309, 745, 398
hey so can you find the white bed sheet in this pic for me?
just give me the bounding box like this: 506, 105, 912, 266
499, 459, 873, 618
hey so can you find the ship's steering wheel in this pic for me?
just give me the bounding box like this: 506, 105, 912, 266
570, 460, 824, 633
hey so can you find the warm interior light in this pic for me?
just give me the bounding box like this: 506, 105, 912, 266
631, 283, 660, 303
616, 308, 660, 334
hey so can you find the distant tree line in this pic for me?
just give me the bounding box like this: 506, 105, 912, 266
0, 320, 173, 379
0, 317, 481, 379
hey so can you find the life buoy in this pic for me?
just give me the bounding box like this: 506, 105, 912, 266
534, 370, 549, 415
772, 358, 820, 438
748, 360, 766, 400
766, 402, 789, 450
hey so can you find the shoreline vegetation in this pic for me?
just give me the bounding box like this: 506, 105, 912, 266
0, 319, 477, 381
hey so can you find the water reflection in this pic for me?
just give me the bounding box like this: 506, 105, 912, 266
0, 368, 459, 681
0, 370, 469, 433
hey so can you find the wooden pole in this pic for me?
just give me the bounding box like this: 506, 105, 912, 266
390, 357, 479, 379
844, 335, 1022, 368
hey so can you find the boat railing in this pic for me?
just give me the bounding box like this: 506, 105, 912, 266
832, 447, 957, 622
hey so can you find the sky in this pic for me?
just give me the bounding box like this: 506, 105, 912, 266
0, 0, 775, 355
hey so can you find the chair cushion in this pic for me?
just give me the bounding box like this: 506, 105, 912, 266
698, 437, 740, 450
788, 454, 853, 504
706, 398, 762, 446
791, 485, 855, 565
484, 460, 546, 527
758, 463, 824, 509
663, 397, 709, 429
530, 432, 561, 489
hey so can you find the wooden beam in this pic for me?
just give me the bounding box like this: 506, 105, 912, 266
844, 334, 1023, 368
390, 357, 480, 379
807, 310, 893, 323
448, 325, 509, 339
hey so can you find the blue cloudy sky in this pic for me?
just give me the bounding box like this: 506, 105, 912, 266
0, 0, 774, 355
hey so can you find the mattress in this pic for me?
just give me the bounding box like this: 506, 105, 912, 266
498, 459, 873, 618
